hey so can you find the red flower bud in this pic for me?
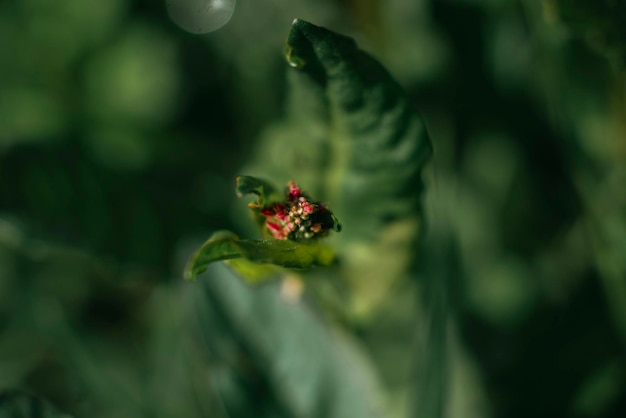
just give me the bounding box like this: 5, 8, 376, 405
259, 181, 341, 240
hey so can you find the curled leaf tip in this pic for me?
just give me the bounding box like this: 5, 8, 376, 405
234, 176, 244, 197
236, 175, 280, 209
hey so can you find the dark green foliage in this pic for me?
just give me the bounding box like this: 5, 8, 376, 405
0, 391, 71, 418
1, 1, 625, 418
547, 0, 626, 66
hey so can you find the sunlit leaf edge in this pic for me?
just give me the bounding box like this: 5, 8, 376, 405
184, 230, 337, 281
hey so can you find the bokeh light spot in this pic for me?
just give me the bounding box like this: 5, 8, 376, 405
166, 0, 236, 34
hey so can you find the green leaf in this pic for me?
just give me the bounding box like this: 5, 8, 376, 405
294, 18, 431, 228
185, 19, 434, 418
184, 230, 336, 281
244, 18, 432, 318
185, 263, 387, 418
235, 175, 284, 232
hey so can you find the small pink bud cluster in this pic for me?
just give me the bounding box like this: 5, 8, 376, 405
260, 181, 340, 240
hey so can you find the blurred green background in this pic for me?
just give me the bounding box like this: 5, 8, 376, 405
1, 0, 625, 417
